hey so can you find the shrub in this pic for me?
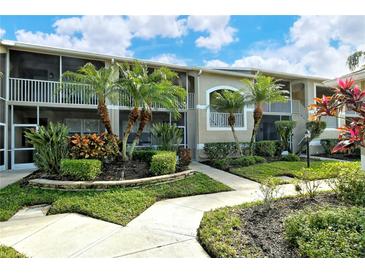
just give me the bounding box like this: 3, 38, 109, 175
229, 156, 256, 167
275, 120, 296, 152
253, 156, 266, 163
150, 151, 177, 175
212, 158, 230, 171
24, 122, 69, 174
203, 142, 250, 160
255, 140, 277, 157
69, 132, 119, 162
177, 147, 192, 171
132, 148, 158, 164
151, 123, 183, 151
331, 164, 365, 206
259, 177, 280, 210
294, 168, 320, 199
284, 207, 365, 257
281, 153, 300, 161
320, 139, 338, 155
60, 159, 102, 181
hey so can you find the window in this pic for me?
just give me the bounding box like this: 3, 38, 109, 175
62, 57, 104, 73
10, 50, 60, 81
65, 118, 100, 135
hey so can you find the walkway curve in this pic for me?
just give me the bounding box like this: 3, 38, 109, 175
0, 162, 325, 258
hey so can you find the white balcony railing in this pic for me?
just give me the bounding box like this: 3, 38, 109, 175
188, 92, 195, 109
9, 78, 189, 110
263, 100, 292, 113
209, 112, 245, 128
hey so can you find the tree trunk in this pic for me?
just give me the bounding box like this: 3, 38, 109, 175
128, 109, 151, 158
249, 105, 263, 155
228, 113, 242, 156
98, 101, 113, 135
122, 107, 140, 161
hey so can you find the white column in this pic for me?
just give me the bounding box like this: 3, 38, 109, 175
361, 147, 365, 171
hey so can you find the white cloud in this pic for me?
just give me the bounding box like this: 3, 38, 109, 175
0, 28, 5, 38
204, 59, 229, 68
149, 54, 187, 66
187, 16, 237, 52
128, 16, 187, 39
206, 16, 365, 78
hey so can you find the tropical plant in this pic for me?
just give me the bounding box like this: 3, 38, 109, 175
274, 120, 296, 152
151, 122, 183, 151
210, 90, 245, 156
309, 78, 365, 153
62, 63, 121, 135
68, 132, 119, 162
241, 73, 288, 155
347, 50, 365, 71
118, 62, 186, 160
24, 122, 69, 174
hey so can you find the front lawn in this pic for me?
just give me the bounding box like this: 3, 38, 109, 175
0, 245, 26, 258
0, 173, 231, 226
230, 160, 360, 184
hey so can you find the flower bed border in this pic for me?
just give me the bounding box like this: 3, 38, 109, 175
28, 170, 195, 190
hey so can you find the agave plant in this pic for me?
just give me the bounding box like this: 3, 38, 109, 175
151, 123, 183, 151
25, 122, 69, 174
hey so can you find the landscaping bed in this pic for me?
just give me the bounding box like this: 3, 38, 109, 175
198, 193, 356, 258
0, 173, 231, 226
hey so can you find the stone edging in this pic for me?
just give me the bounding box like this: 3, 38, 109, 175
28, 170, 196, 190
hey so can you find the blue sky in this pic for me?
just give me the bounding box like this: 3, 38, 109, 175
0, 15, 364, 77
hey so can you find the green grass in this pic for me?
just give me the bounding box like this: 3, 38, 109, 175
230, 161, 360, 184
0, 245, 26, 258
0, 173, 231, 226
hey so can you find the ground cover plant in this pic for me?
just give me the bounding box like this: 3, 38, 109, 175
0, 245, 26, 258
0, 173, 231, 226
230, 161, 360, 184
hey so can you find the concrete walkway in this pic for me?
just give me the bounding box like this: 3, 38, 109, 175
0, 169, 36, 189
0, 162, 328, 258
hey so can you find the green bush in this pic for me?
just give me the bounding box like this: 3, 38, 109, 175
332, 164, 365, 206
24, 122, 69, 174
151, 123, 183, 151
203, 142, 250, 160
133, 148, 158, 164
253, 156, 266, 163
229, 156, 256, 167
255, 140, 277, 157
150, 151, 177, 175
284, 207, 365, 257
281, 153, 300, 161
275, 120, 296, 152
320, 139, 338, 155
60, 159, 102, 180
212, 158, 230, 170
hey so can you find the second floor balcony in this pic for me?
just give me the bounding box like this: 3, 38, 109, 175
9, 77, 193, 110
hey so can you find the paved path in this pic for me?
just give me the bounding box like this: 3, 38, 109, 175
0, 162, 329, 258
0, 169, 36, 189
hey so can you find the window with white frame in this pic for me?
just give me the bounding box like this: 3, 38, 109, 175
65, 118, 101, 135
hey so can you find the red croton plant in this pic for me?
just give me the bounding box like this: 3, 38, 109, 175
309, 78, 365, 153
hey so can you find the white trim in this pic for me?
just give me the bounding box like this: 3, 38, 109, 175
196, 143, 205, 150
205, 85, 248, 131
196, 104, 208, 109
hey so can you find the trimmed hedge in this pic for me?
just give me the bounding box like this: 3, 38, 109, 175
133, 149, 158, 164
60, 159, 102, 181
212, 155, 266, 170
284, 207, 365, 258
255, 140, 278, 157
281, 153, 300, 162
203, 142, 250, 160
150, 151, 177, 176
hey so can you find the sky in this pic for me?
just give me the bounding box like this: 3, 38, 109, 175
0, 15, 364, 78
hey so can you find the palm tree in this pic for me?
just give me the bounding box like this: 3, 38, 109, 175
241, 73, 288, 155
210, 90, 245, 156
62, 63, 120, 135
118, 62, 186, 160
347, 51, 365, 71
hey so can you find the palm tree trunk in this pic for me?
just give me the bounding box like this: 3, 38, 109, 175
249, 105, 263, 155
122, 107, 140, 161
128, 109, 151, 158
228, 113, 242, 156
98, 101, 113, 135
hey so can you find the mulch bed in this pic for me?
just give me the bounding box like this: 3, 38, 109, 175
316, 153, 360, 161
235, 193, 343, 257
